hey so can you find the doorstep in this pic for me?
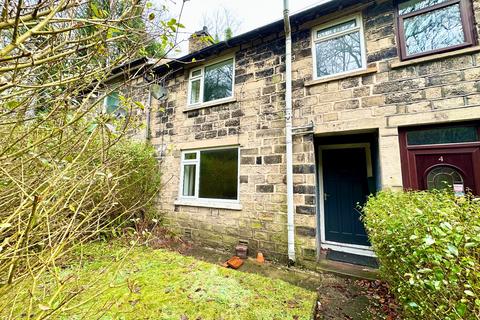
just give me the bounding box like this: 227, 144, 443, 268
326, 250, 379, 268
312, 253, 379, 281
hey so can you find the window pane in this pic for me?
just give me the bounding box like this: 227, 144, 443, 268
105, 91, 120, 113
190, 79, 201, 104
182, 164, 196, 196
199, 149, 238, 200
403, 4, 465, 56
192, 69, 201, 77
203, 59, 233, 102
317, 19, 357, 39
399, 0, 448, 15
184, 152, 197, 160
407, 127, 478, 145
315, 31, 362, 77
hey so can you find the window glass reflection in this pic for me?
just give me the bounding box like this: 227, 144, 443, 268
204, 59, 233, 102
316, 32, 362, 77
399, 0, 448, 15
404, 4, 464, 56
317, 19, 356, 38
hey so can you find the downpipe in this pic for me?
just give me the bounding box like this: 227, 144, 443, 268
283, 0, 295, 265
146, 86, 152, 141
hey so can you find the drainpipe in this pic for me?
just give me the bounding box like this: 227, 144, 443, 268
146, 86, 152, 141
283, 0, 295, 265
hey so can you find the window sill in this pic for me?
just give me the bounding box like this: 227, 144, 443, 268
184, 97, 237, 112
391, 46, 480, 69
174, 199, 242, 211
304, 66, 378, 87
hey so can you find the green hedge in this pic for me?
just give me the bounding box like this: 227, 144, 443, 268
363, 191, 480, 319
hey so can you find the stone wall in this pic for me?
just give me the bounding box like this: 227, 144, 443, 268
287, 0, 480, 259
150, 0, 480, 265
151, 37, 292, 261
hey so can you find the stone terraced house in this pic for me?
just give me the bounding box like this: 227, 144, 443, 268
146, 0, 480, 268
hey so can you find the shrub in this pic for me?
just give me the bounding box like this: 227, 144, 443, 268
109, 141, 162, 220
363, 191, 480, 319
0, 129, 162, 316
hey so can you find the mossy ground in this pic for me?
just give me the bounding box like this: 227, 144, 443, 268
7, 243, 316, 319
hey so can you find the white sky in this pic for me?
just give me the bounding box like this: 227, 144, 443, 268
163, 0, 330, 56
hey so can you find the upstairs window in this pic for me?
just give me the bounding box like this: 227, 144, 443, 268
396, 0, 475, 60
104, 91, 120, 113
188, 58, 234, 106
104, 91, 127, 117
180, 147, 239, 201
312, 15, 366, 79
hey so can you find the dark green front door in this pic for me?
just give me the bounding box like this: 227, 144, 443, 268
322, 148, 370, 246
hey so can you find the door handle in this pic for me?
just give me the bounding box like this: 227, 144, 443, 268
324, 193, 330, 201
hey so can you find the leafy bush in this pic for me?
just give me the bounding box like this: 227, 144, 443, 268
0, 123, 162, 315
109, 141, 162, 220
0, 0, 175, 316
363, 191, 480, 319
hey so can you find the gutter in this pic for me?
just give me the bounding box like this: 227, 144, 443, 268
283, 0, 295, 265
153, 0, 357, 75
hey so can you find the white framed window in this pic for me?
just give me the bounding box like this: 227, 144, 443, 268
179, 146, 240, 203
311, 14, 367, 80
187, 57, 235, 107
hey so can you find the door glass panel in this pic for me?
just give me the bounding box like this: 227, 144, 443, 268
427, 166, 463, 191
407, 127, 478, 145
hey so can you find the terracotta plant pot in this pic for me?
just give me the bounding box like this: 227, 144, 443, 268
256, 252, 265, 264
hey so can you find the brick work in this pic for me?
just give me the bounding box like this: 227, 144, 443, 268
149, 0, 480, 265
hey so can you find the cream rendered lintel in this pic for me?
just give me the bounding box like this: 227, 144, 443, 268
387, 105, 480, 127
178, 136, 248, 151
314, 117, 385, 135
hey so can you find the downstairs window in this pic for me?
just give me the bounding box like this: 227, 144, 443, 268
180, 147, 239, 201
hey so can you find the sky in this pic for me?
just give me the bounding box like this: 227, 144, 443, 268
162, 0, 330, 56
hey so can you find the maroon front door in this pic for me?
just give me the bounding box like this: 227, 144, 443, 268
399, 124, 480, 196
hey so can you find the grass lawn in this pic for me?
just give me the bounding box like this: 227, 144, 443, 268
8, 243, 316, 319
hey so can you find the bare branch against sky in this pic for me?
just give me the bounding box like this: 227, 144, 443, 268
162, 0, 330, 56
